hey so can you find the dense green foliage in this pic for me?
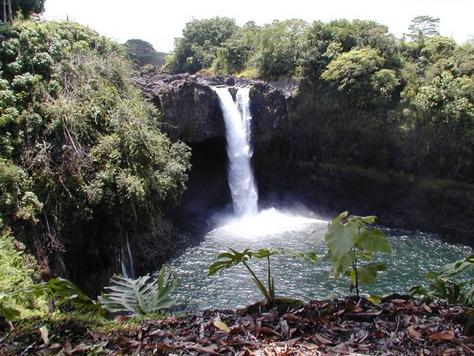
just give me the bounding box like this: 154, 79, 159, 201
0, 20, 190, 274
98, 265, 178, 315
1, 265, 179, 321
324, 212, 391, 297
165, 17, 237, 74
27, 277, 104, 315
125, 39, 166, 68
0, 226, 41, 321
168, 17, 474, 182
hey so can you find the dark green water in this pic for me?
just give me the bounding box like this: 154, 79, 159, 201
170, 208, 471, 312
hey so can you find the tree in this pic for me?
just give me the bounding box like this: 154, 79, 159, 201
321, 48, 384, 96
420, 36, 456, 62
211, 22, 262, 74
257, 19, 308, 78
169, 17, 237, 73
1, 0, 45, 22
406, 15, 440, 42
125, 39, 166, 68
301, 19, 398, 79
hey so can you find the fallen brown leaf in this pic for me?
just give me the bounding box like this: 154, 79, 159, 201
407, 326, 421, 339
315, 334, 333, 345
213, 315, 231, 334
422, 304, 433, 313
428, 331, 454, 341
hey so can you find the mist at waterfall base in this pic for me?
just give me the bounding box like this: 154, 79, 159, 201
169, 86, 472, 312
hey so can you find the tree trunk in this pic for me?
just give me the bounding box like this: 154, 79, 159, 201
2, 0, 6, 23
6, 0, 12, 23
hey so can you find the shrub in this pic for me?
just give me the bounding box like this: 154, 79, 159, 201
0, 226, 42, 321
27, 278, 104, 315
0, 20, 191, 273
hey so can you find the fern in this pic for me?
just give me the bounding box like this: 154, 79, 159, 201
98, 265, 178, 315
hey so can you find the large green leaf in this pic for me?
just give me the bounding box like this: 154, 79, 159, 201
409, 285, 430, 298
351, 215, 377, 225
208, 248, 251, 275
441, 255, 474, 278
332, 251, 355, 278
26, 278, 104, 315
463, 281, 474, 304
355, 263, 387, 284
98, 265, 178, 315
325, 212, 358, 259
425, 272, 464, 304
356, 228, 391, 253
251, 248, 278, 259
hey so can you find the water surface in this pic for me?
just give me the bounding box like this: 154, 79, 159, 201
170, 208, 471, 312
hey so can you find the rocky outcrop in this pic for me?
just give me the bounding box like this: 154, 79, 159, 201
136, 74, 224, 142
135, 74, 290, 144
249, 83, 288, 144
41, 209, 177, 296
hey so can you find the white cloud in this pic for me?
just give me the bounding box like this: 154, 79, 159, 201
43, 0, 474, 52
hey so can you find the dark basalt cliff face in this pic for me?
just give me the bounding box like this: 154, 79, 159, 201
56, 213, 175, 296
136, 74, 224, 142
136, 73, 474, 247
134, 73, 290, 146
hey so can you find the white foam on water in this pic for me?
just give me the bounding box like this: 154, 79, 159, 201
208, 208, 327, 241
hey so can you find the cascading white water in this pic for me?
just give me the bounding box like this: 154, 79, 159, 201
120, 235, 135, 278
213, 87, 258, 216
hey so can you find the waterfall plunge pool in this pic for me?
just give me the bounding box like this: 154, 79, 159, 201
169, 86, 471, 312
169, 208, 472, 312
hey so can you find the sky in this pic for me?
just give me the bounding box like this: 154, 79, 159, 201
43, 0, 474, 53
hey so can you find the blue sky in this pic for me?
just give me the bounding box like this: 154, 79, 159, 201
44, 0, 474, 52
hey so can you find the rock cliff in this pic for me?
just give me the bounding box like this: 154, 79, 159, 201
135, 73, 474, 247
136, 74, 224, 142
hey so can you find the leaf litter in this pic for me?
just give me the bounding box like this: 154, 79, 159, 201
2, 295, 473, 355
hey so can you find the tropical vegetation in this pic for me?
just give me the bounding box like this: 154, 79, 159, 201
209, 248, 279, 304
0, 5, 473, 354
166, 16, 474, 183
324, 212, 391, 297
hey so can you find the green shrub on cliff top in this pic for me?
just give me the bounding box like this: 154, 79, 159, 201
0, 20, 190, 268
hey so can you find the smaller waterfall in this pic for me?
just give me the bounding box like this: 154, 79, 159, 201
120, 235, 136, 278
213, 87, 258, 216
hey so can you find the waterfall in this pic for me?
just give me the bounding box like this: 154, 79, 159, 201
213, 87, 258, 216
120, 234, 136, 278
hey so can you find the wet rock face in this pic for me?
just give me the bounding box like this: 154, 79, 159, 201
249, 83, 288, 144
135, 73, 290, 145
136, 74, 225, 143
